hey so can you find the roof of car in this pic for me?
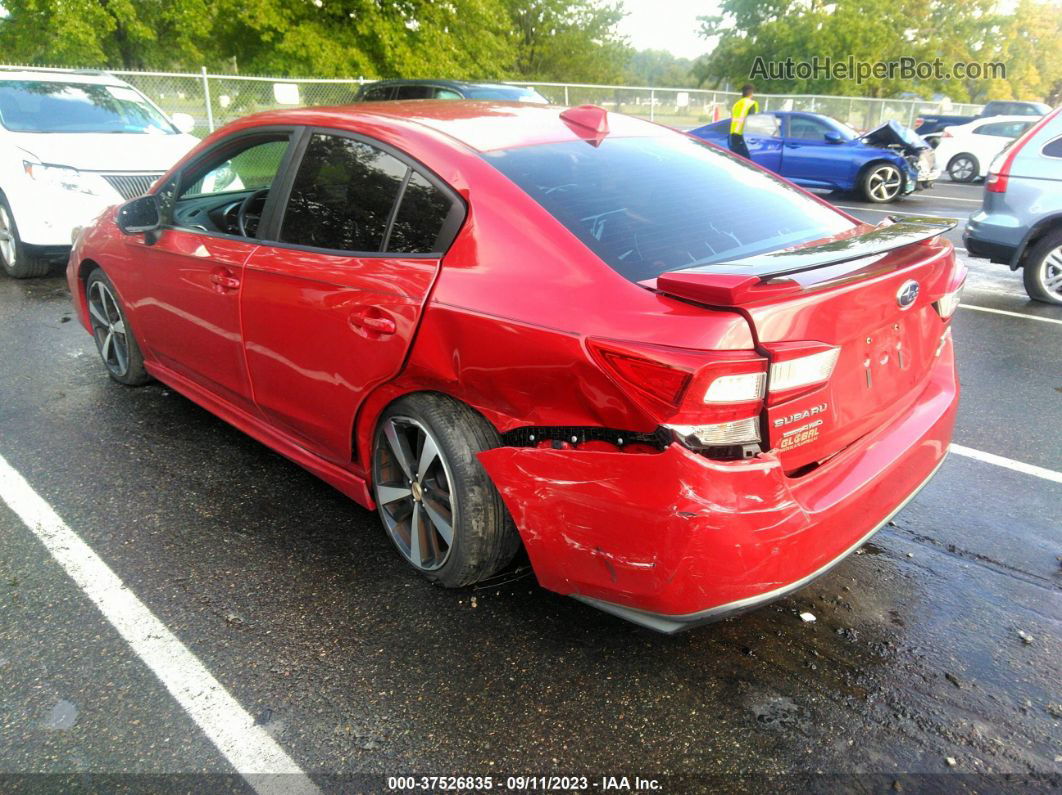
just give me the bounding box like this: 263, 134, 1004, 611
360, 79, 528, 90
0, 69, 131, 87
959, 114, 1042, 125
232, 100, 668, 153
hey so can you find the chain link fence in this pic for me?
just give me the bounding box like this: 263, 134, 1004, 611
519, 82, 984, 130
0, 65, 983, 136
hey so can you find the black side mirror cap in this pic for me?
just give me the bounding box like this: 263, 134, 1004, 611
116, 195, 161, 237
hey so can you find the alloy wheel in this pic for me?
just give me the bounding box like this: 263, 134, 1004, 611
0, 205, 16, 266
88, 280, 131, 378
949, 156, 976, 182
374, 415, 456, 572
1038, 245, 1062, 300
868, 165, 902, 201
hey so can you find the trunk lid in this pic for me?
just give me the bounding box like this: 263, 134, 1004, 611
652, 217, 960, 470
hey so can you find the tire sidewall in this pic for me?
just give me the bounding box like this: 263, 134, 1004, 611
947, 154, 978, 183
861, 162, 903, 203
1023, 230, 1062, 305
373, 394, 515, 588
85, 267, 150, 384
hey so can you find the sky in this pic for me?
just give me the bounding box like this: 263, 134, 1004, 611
616, 0, 719, 60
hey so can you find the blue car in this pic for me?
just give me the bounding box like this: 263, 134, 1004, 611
690, 112, 939, 203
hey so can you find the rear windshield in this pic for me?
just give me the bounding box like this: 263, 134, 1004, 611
0, 80, 175, 134
483, 135, 854, 282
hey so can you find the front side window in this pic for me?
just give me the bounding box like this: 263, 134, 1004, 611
180, 139, 288, 199
170, 135, 290, 238
281, 134, 407, 252
0, 80, 175, 134
788, 116, 833, 140
484, 135, 854, 283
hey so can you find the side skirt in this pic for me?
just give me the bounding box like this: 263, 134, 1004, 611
144, 362, 374, 509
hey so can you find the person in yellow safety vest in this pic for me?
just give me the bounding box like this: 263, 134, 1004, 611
729, 84, 758, 159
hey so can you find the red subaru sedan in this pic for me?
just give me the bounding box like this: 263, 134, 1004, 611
67, 101, 964, 632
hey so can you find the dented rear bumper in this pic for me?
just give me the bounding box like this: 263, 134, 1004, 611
478, 340, 958, 632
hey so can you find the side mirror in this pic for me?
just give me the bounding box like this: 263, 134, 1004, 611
116, 195, 161, 240
824, 131, 845, 144
171, 112, 196, 135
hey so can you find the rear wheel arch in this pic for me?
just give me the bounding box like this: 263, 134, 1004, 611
352, 382, 511, 470
1015, 215, 1062, 269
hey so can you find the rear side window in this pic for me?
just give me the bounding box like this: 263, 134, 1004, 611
744, 114, 781, 137
281, 134, 406, 252
484, 135, 853, 283
361, 85, 393, 101
395, 85, 433, 100
1043, 137, 1062, 158
387, 171, 453, 254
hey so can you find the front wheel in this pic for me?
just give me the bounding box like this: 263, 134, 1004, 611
372, 394, 519, 588
947, 154, 979, 183
0, 195, 51, 278
1022, 230, 1062, 305
861, 163, 904, 203
85, 269, 151, 385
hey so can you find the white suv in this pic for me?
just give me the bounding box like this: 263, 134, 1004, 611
0, 70, 199, 277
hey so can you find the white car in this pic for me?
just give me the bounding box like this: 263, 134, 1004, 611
0, 70, 199, 277
934, 115, 1037, 184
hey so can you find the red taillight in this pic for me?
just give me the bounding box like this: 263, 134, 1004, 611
587, 339, 768, 446
986, 106, 1062, 195
914, 118, 924, 128
985, 171, 1008, 193
593, 348, 691, 408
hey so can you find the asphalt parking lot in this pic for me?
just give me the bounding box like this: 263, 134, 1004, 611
0, 178, 1059, 790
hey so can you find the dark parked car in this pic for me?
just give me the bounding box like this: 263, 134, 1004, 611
355, 79, 548, 103
915, 99, 1050, 140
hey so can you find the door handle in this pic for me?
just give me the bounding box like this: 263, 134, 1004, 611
349, 311, 396, 335
210, 272, 240, 290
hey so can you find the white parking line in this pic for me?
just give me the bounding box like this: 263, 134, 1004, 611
959, 304, 1062, 325
917, 194, 983, 204
0, 451, 319, 795
951, 444, 1062, 484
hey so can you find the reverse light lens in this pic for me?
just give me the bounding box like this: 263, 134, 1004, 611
667, 417, 760, 447
704, 372, 766, 403
935, 282, 964, 318
769, 348, 840, 393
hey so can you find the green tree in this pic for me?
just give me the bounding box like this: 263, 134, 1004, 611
506, 0, 632, 82
626, 49, 698, 87
691, 0, 1061, 103
210, 0, 516, 78
0, 0, 215, 69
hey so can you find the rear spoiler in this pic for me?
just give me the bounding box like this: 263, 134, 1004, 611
655, 216, 957, 306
